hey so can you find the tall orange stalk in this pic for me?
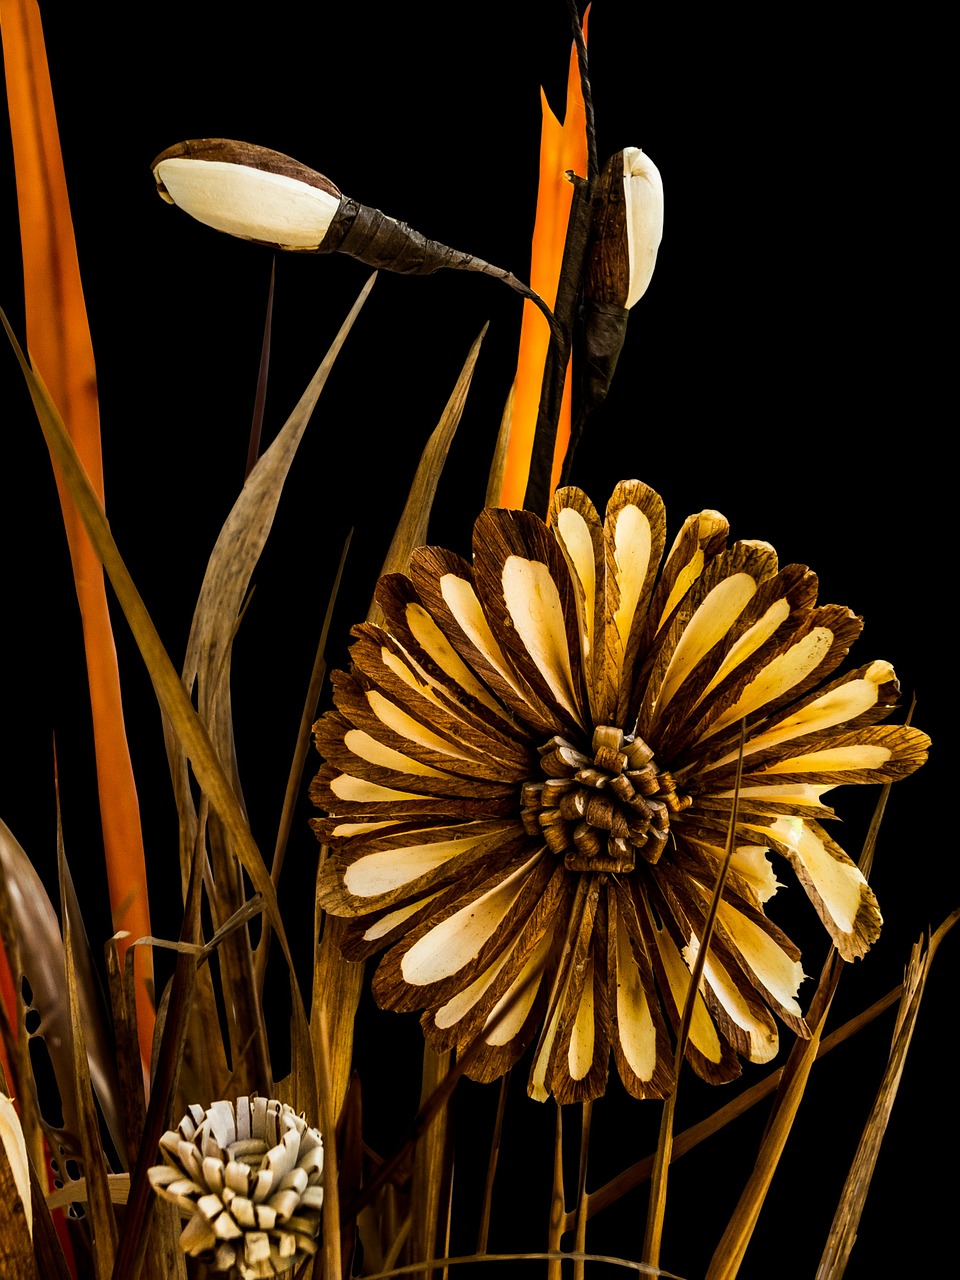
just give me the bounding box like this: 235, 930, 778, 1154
1, 0, 155, 1061
496, 15, 588, 509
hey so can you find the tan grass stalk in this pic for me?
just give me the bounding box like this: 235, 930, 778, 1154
56, 788, 118, 1278
816, 907, 960, 1278
567, 981, 905, 1229
572, 1099, 594, 1280
476, 1069, 511, 1254
1, 0, 155, 1057
2, 308, 313, 1071
546, 1103, 565, 1280
643, 723, 747, 1272
315, 324, 487, 1124
410, 1047, 454, 1280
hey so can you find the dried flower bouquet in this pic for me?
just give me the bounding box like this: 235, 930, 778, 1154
0, 2, 954, 1278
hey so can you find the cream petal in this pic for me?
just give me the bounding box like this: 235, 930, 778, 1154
683, 935, 780, 1064
403, 600, 510, 719
653, 925, 724, 1065
328, 774, 425, 803
440, 572, 526, 698
704, 626, 836, 737
748, 817, 881, 958
343, 729, 453, 777
344, 832, 496, 896
400, 854, 538, 986
703, 660, 897, 770
501, 556, 582, 722
567, 957, 597, 1080
555, 504, 598, 655
655, 571, 758, 714
614, 911, 659, 1081
714, 898, 805, 1017
363, 895, 443, 942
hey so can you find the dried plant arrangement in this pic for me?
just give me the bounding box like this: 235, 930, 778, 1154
0, 2, 954, 1278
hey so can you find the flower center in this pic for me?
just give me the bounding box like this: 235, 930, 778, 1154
519, 725, 691, 874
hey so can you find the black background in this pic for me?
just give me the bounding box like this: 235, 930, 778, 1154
1, 2, 953, 1276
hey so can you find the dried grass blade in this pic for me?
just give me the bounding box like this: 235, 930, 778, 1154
109, 828, 204, 1280
244, 256, 276, 479
476, 1069, 510, 1254
572, 981, 904, 1228
643, 723, 747, 1272
546, 1103, 565, 1280
255, 528, 353, 991
59, 848, 127, 1165
105, 936, 147, 1160
3, 312, 308, 1057
572, 1100, 593, 1280
357, 1251, 681, 1277
56, 798, 118, 1278
375, 323, 488, 593
705, 1008, 827, 1280
410, 1046, 454, 1280
485, 380, 515, 508
816, 908, 960, 1279
1, 0, 154, 1054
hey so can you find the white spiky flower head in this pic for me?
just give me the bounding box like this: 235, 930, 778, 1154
148, 1096, 323, 1278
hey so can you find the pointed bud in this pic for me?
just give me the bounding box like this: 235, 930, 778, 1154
577, 148, 664, 415
583, 147, 663, 310
152, 139, 343, 251
152, 138, 562, 342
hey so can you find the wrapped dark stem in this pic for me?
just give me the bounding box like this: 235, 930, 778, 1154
322, 197, 563, 346
567, 0, 599, 183
561, 300, 629, 487
522, 174, 593, 518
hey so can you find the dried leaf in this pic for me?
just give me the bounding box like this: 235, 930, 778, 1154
816, 908, 960, 1278
410, 1046, 453, 1280
57, 816, 118, 1278
375, 324, 488, 597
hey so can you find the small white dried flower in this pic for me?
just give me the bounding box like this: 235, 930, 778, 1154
148, 1096, 323, 1278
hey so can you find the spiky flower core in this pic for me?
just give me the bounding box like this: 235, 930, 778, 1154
311, 480, 929, 1103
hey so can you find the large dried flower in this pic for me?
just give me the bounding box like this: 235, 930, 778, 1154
148, 1097, 323, 1277
311, 481, 928, 1103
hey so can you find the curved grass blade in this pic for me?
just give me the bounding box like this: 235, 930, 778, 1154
643, 723, 747, 1273
316, 324, 487, 1125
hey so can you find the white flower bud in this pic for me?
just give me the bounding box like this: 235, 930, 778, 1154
152, 140, 342, 251
622, 147, 664, 307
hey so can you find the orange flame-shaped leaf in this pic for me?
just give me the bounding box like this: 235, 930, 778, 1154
497, 11, 589, 509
